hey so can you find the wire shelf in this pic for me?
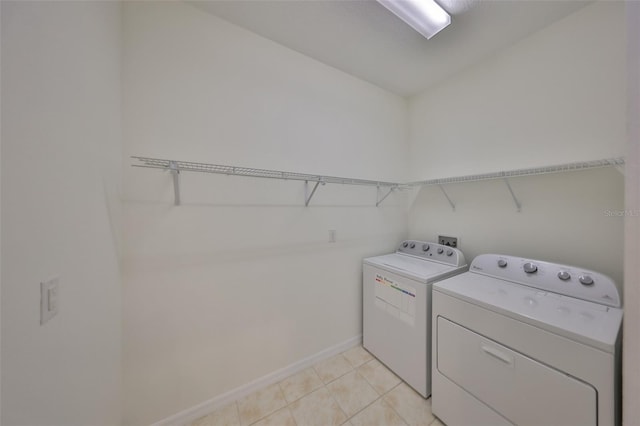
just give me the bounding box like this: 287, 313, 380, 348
132, 156, 402, 187
412, 157, 625, 186
132, 156, 624, 208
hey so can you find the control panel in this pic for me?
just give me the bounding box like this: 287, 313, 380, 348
469, 254, 621, 308
398, 240, 466, 267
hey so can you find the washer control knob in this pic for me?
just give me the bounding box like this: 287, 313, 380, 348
402, 242, 408, 248
446, 249, 453, 256
437, 247, 444, 254
422, 244, 430, 252
497, 259, 508, 268
579, 275, 594, 286
523, 262, 538, 274
409, 243, 416, 249
557, 271, 571, 281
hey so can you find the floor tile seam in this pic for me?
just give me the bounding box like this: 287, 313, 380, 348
339, 393, 384, 425
356, 365, 392, 395
327, 369, 397, 425
378, 382, 413, 426
234, 370, 403, 426
345, 358, 370, 370
241, 382, 288, 426
321, 382, 350, 423
280, 405, 298, 426
244, 405, 297, 426
233, 401, 241, 426
278, 378, 324, 406
312, 362, 356, 387
324, 368, 380, 417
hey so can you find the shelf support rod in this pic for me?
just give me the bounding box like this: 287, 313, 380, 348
169, 161, 181, 206
305, 180, 323, 206
503, 178, 521, 212
376, 186, 395, 207
438, 184, 455, 211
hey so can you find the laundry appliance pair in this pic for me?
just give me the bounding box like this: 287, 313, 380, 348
363, 241, 622, 426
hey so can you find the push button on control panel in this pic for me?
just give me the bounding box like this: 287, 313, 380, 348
557, 271, 571, 281
446, 249, 453, 256
497, 259, 508, 268
523, 262, 538, 274
422, 244, 430, 252
437, 248, 444, 254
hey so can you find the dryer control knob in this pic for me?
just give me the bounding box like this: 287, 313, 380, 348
446, 249, 453, 256
409, 243, 416, 249
558, 271, 571, 281
422, 244, 430, 252
437, 248, 444, 254
497, 259, 508, 268
579, 275, 594, 286
523, 262, 538, 274
402, 242, 408, 248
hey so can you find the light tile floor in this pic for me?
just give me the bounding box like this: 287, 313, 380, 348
191, 346, 445, 426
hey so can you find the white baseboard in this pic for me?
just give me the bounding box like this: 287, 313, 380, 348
152, 335, 362, 426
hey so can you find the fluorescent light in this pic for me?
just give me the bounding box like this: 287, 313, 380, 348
377, 0, 451, 39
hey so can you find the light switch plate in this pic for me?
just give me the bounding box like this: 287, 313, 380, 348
40, 277, 59, 325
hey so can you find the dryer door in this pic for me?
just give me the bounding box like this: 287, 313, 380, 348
436, 317, 597, 426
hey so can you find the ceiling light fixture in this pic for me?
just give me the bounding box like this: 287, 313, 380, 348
377, 0, 451, 40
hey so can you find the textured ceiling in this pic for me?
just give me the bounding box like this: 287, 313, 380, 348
189, 0, 591, 97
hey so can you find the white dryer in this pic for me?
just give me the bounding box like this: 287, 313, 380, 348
432, 254, 622, 426
363, 240, 467, 397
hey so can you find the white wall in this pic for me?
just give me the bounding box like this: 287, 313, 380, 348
121, 2, 408, 424
409, 1, 626, 180
1, 2, 123, 425
623, 1, 640, 424
409, 168, 624, 286
408, 1, 626, 290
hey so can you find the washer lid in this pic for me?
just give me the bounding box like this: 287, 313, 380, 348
434, 272, 623, 353
364, 253, 467, 283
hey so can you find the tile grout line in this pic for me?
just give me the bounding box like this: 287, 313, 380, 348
278, 383, 300, 426
350, 357, 410, 426
315, 354, 357, 425
339, 368, 381, 423
345, 381, 407, 426
193, 347, 439, 426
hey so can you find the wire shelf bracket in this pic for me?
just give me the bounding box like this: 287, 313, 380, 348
305, 180, 325, 206
503, 178, 522, 212
438, 184, 456, 211
376, 186, 395, 207
169, 161, 181, 205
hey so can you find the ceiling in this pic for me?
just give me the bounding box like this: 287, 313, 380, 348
188, 0, 592, 97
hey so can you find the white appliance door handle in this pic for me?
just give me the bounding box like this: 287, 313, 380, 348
481, 344, 513, 365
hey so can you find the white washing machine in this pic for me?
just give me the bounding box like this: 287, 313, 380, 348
363, 240, 467, 397
432, 254, 622, 426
